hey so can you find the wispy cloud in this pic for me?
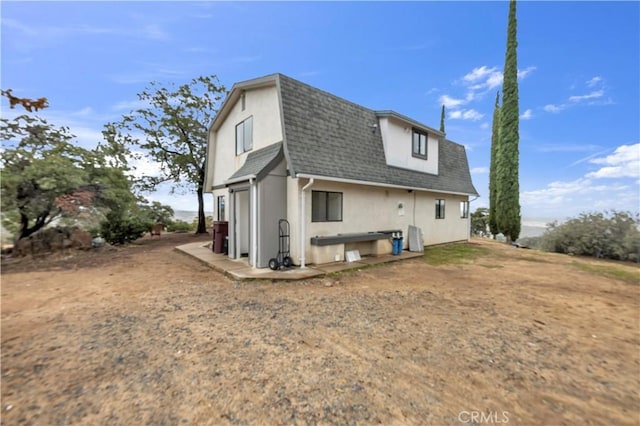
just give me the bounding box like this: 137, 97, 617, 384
543, 76, 611, 114
586, 76, 602, 87
522, 142, 640, 216
568, 90, 604, 102
449, 109, 484, 121
437, 64, 536, 118
471, 166, 489, 174
586, 143, 640, 179
520, 109, 533, 120
439, 94, 466, 108
2, 17, 171, 52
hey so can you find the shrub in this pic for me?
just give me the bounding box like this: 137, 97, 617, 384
166, 220, 194, 233
99, 212, 152, 245
540, 211, 640, 261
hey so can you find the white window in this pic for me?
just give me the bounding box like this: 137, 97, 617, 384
235, 116, 253, 155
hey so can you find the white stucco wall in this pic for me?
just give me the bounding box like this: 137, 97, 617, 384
379, 116, 439, 175
289, 178, 470, 266
209, 84, 283, 188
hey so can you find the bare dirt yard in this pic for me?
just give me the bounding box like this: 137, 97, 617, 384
1, 233, 639, 425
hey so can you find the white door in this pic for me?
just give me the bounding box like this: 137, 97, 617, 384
235, 190, 250, 258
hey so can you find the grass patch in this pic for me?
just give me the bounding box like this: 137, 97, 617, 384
424, 243, 490, 266
517, 255, 552, 263
571, 261, 640, 285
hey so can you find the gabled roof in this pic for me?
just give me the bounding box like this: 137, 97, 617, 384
226, 142, 283, 185
277, 74, 479, 196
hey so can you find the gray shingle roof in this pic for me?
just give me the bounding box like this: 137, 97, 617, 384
277, 74, 478, 196
227, 142, 283, 183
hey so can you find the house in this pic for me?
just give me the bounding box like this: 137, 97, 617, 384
203, 73, 478, 269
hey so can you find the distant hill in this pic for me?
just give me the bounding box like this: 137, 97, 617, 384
173, 210, 214, 223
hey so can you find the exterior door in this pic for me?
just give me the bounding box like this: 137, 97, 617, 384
234, 190, 250, 258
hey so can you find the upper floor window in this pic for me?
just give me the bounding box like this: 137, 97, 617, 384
436, 199, 445, 219
312, 191, 343, 222
412, 128, 428, 159
236, 116, 253, 155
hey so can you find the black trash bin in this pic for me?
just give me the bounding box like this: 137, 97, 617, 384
213, 221, 228, 254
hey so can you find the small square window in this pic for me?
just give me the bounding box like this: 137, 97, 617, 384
312, 191, 343, 222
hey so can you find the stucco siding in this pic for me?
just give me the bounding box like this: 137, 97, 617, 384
299, 180, 470, 264
379, 116, 439, 175
211, 85, 282, 188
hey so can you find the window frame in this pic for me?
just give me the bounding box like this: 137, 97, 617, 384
412, 128, 428, 160
435, 199, 446, 219
311, 190, 343, 223
460, 201, 469, 219
217, 195, 226, 221
235, 116, 253, 155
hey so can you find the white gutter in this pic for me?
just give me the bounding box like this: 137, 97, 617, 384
299, 178, 315, 269
224, 174, 257, 186
295, 173, 477, 197
250, 177, 258, 268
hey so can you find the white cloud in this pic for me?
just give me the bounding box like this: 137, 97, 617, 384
439, 94, 466, 108
128, 151, 163, 179
437, 64, 536, 115
463, 66, 498, 83
517, 66, 537, 79
542, 76, 611, 114
471, 167, 489, 174
522, 143, 640, 218
586, 76, 603, 87
568, 90, 604, 103
112, 99, 150, 112
586, 143, 640, 179
543, 104, 563, 113
449, 109, 484, 121
520, 109, 533, 120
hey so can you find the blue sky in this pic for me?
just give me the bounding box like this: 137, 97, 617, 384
2, 1, 639, 225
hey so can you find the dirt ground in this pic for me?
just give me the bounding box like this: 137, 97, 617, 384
1, 232, 639, 425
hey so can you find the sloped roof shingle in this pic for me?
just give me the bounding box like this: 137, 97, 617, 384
277, 74, 478, 196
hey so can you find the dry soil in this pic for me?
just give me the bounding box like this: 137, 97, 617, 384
1, 233, 639, 425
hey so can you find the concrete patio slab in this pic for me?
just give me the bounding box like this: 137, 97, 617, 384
175, 242, 424, 281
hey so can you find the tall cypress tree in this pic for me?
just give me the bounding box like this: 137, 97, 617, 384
439, 104, 446, 133
496, 0, 521, 242
488, 91, 501, 236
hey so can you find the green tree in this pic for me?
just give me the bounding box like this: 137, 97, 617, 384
1, 115, 90, 240
496, 0, 521, 242
439, 104, 446, 133
1, 113, 148, 243
138, 201, 175, 225
107, 75, 226, 234
471, 207, 490, 235
488, 91, 501, 236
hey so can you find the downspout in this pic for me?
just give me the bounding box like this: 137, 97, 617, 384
250, 177, 258, 268
468, 195, 479, 241
300, 178, 315, 269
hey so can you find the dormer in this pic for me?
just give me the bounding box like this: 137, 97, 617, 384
375, 110, 443, 175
